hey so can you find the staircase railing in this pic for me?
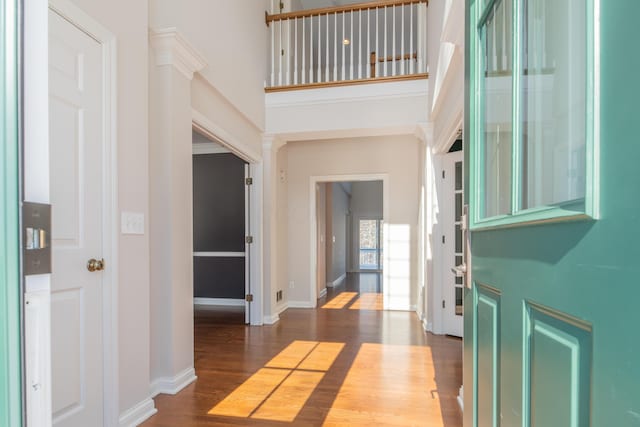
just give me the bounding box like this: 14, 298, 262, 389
266, 0, 428, 90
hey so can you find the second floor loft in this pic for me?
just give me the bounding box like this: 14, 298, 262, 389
265, 0, 429, 91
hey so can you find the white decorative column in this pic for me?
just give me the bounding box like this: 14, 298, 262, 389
148, 28, 206, 394
261, 135, 286, 324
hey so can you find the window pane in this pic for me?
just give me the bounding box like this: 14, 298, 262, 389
482, 0, 513, 218
521, 0, 586, 209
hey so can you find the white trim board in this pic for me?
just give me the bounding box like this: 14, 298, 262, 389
193, 252, 245, 257
288, 301, 315, 309
318, 287, 327, 298
192, 142, 230, 155
48, 2, 120, 426
326, 273, 346, 288
118, 398, 157, 427
194, 298, 245, 307
150, 367, 197, 398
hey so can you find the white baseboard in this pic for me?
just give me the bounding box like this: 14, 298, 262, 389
423, 318, 433, 332
119, 397, 157, 427
318, 287, 327, 298
194, 297, 244, 306
263, 313, 280, 324
326, 273, 346, 288
150, 367, 197, 398
409, 304, 417, 311
288, 300, 314, 308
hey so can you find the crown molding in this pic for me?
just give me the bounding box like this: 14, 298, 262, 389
150, 28, 207, 80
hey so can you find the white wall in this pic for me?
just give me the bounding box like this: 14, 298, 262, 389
329, 183, 350, 283
348, 181, 383, 271
64, 0, 151, 416
275, 145, 289, 311
287, 135, 420, 309
150, 0, 270, 130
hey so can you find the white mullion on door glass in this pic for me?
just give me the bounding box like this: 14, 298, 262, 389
512, 0, 522, 214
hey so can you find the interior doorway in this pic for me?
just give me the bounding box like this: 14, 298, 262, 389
314, 179, 385, 307
192, 130, 250, 324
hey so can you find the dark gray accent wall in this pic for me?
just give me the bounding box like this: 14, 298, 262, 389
193, 154, 246, 252
193, 153, 246, 299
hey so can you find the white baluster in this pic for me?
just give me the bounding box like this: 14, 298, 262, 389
417, 2, 427, 73
492, 5, 497, 72
294, 18, 298, 85
302, 17, 306, 84
341, 12, 346, 80
286, 18, 291, 85
317, 14, 322, 82
358, 10, 362, 79
278, 20, 283, 85
324, 12, 329, 82
367, 8, 371, 78
410, 3, 414, 74
350, 11, 354, 80
384, 6, 388, 77
334, 12, 338, 81
392, 5, 396, 76
376, 7, 379, 78
401, 4, 405, 75
310, 15, 314, 83
270, 19, 275, 86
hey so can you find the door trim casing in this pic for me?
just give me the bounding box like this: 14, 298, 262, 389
48, 1, 119, 425
192, 108, 263, 326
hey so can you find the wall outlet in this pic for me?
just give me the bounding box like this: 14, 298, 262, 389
289, 281, 294, 289
121, 212, 144, 235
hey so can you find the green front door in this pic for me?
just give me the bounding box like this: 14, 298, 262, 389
0, 0, 22, 425
465, 0, 640, 426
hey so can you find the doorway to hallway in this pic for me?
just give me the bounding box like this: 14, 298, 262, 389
192, 130, 251, 325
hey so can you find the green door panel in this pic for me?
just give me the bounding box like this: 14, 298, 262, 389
475, 285, 500, 427
0, 0, 23, 425
465, 0, 640, 426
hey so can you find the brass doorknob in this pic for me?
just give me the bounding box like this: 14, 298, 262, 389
87, 258, 105, 272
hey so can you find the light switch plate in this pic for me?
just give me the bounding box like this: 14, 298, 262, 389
121, 212, 145, 235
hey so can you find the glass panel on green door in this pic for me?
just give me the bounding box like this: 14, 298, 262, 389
481, 0, 513, 219
521, 0, 587, 210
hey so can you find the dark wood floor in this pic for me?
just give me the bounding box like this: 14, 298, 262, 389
143, 273, 463, 426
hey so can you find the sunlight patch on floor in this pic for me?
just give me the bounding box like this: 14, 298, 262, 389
323, 343, 443, 426
209, 340, 345, 422
322, 292, 358, 309
349, 293, 384, 310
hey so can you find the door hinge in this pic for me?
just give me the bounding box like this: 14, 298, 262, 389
442, 300, 446, 309
442, 170, 445, 179
442, 235, 445, 244
245, 177, 253, 185
246, 235, 254, 244
246, 294, 254, 302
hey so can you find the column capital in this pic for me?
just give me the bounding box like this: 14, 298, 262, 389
150, 28, 207, 80
414, 122, 433, 145
262, 135, 286, 153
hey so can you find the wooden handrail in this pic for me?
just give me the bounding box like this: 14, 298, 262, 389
266, 0, 428, 26
378, 52, 417, 63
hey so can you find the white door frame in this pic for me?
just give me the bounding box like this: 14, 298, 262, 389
192, 109, 263, 325
48, 0, 118, 424
309, 174, 389, 307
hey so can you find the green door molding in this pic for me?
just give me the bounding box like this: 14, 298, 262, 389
0, 0, 23, 425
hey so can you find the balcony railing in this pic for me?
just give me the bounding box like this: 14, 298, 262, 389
265, 0, 428, 91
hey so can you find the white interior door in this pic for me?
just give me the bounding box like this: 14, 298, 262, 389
442, 150, 464, 337
49, 9, 104, 426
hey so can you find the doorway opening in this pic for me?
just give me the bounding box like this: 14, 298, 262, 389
314, 179, 385, 310
192, 130, 251, 325
439, 138, 464, 337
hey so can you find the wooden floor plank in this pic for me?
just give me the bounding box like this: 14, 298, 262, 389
143, 273, 463, 427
